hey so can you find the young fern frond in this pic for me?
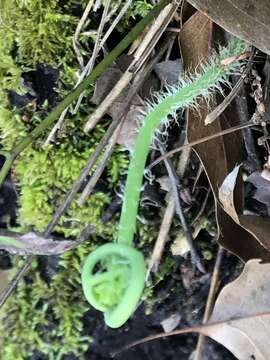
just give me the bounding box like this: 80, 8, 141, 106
82, 37, 248, 328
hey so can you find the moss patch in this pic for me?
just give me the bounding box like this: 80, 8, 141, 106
0, 0, 157, 358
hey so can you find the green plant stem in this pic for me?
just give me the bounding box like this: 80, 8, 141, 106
0, 0, 170, 187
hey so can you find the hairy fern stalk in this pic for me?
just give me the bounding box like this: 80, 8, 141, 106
82, 37, 247, 328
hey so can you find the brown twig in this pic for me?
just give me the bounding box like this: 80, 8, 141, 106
113, 309, 270, 356
44, 0, 112, 145
147, 195, 175, 277
147, 129, 191, 276
193, 247, 224, 360
204, 74, 246, 125
158, 143, 205, 273
73, 0, 95, 68
191, 187, 211, 227
205, 47, 255, 125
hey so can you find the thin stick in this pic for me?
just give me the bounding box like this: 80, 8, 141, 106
158, 143, 205, 273
72, 0, 112, 114
99, 0, 133, 52
204, 49, 254, 125
46, 0, 133, 145
0, 0, 170, 188
147, 128, 191, 277
193, 247, 224, 360
191, 187, 211, 227
146, 196, 175, 277
73, 0, 95, 68
204, 75, 245, 125
148, 121, 253, 170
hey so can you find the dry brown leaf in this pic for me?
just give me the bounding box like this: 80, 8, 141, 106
180, 10, 270, 261
202, 259, 270, 360
187, 0, 270, 55
219, 166, 270, 253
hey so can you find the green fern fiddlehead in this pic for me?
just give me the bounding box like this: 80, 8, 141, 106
81, 37, 247, 328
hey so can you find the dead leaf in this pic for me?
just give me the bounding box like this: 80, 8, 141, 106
218, 164, 241, 224
202, 259, 270, 360
0, 230, 81, 255
179, 11, 212, 69
219, 166, 270, 253
187, 0, 270, 55
180, 10, 270, 261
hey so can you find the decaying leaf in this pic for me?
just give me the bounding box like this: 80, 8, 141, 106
0, 231, 81, 255
187, 0, 270, 55
219, 166, 270, 254
202, 259, 270, 360
218, 164, 241, 224
180, 10, 270, 261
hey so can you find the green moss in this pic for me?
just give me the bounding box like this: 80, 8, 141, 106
131, 0, 153, 18
0, 245, 93, 360
0, 0, 77, 66
0, 0, 163, 358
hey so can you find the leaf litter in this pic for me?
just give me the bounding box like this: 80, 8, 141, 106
2, 2, 270, 359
